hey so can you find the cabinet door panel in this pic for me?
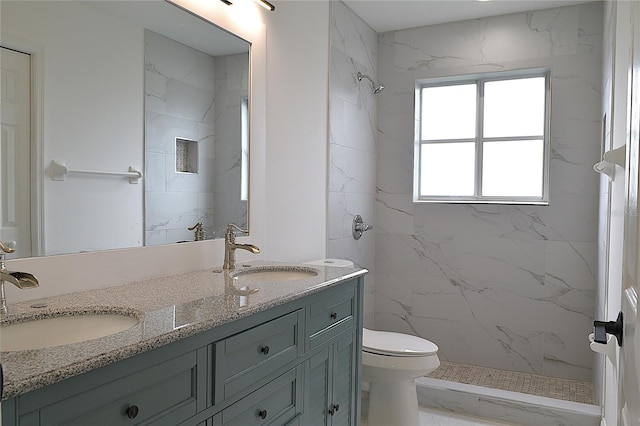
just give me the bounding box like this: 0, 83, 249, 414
332, 331, 356, 426
304, 331, 356, 426
304, 348, 331, 426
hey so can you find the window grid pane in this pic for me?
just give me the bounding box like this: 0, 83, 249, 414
481, 139, 544, 197
483, 77, 546, 138
415, 70, 548, 203
421, 84, 477, 141
420, 142, 475, 197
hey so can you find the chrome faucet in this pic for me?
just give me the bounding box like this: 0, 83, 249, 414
223, 224, 260, 270
1, 240, 39, 316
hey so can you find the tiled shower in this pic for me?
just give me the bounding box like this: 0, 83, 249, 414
328, 0, 603, 417
144, 31, 248, 245
328, 1, 378, 328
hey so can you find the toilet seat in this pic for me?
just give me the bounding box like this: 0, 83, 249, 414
363, 328, 438, 357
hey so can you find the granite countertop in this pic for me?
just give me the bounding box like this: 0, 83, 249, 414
0, 261, 367, 400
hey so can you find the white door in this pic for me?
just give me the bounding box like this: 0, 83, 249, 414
620, 1, 640, 423
0, 47, 31, 258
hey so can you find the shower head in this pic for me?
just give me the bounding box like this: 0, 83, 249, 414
357, 72, 384, 94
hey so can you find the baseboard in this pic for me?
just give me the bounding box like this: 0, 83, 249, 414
416, 377, 602, 426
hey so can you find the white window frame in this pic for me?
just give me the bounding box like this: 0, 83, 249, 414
240, 96, 249, 201
413, 68, 551, 205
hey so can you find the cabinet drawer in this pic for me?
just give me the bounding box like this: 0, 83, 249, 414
37, 351, 198, 426
307, 287, 356, 348
214, 311, 302, 403
221, 365, 303, 426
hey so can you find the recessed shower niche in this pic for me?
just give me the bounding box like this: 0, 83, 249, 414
175, 137, 198, 174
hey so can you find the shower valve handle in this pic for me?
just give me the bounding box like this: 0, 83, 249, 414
352, 215, 372, 240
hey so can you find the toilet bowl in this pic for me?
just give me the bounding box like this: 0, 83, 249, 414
362, 328, 440, 426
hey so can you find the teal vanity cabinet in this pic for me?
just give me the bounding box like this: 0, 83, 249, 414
1, 276, 363, 426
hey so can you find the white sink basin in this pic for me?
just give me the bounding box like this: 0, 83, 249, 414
231, 266, 318, 284
0, 313, 139, 352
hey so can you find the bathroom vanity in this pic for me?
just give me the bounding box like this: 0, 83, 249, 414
0, 262, 365, 425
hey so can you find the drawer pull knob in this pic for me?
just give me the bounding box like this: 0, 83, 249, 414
261, 345, 270, 355
330, 312, 337, 320
126, 405, 139, 419
258, 409, 268, 419
328, 404, 340, 415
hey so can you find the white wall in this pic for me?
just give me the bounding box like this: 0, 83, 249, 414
375, 3, 602, 380
261, 1, 330, 262
1, 1, 144, 255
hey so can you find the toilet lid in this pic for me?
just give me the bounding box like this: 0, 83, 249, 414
362, 328, 438, 356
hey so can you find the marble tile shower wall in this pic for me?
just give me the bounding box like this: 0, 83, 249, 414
213, 53, 249, 238
145, 31, 216, 245
328, 1, 377, 326
375, 3, 603, 381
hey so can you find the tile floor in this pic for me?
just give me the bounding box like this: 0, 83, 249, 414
362, 407, 513, 426
427, 362, 594, 404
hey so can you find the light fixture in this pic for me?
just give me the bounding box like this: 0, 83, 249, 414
219, 0, 274, 11
254, 0, 275, 11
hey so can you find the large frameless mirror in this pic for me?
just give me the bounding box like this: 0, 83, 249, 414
0, 0, 250, 259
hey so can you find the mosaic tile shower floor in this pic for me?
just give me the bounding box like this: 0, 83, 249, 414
427, 362, 594, 404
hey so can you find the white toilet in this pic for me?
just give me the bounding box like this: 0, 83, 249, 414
304, 259, 440, 425
362, 328, 440, 426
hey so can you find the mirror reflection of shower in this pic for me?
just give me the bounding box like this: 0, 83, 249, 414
357, 72, 384, 94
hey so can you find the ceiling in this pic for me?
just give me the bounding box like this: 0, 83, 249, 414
91, 1, 249, 56
342, 0, 597, 33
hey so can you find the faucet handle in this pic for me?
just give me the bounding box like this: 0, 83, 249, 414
226, 223, 249, 235
188, 222, 203, 232
0, 240, 16, 254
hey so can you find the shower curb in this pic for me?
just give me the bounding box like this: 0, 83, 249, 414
415, 377, 601, 426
